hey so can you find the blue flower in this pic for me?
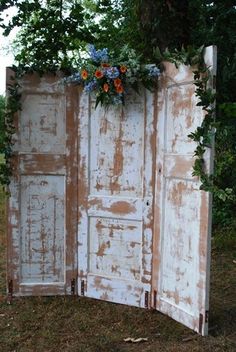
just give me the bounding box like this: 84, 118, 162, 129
84, 79, 97, 93
64, 73, 82, 83
106, 67, 120, 79
148, 65, 160, 77
88, 44, 109, 63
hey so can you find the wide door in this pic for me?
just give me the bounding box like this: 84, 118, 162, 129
7, 70, 78, 296
152, 46, 217, 335
78, 89, 157, 307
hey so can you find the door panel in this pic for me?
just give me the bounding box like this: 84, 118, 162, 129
7, 70, 78, 296
78, 89, 156, 307
152, 46, 216, 335
20, 175, 65, 284
7, 46, 216, 336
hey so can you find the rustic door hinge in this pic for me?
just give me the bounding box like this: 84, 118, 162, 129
205, 310, 209, 323
81, 280, 85, 296
71, 278, 76, 295
153, 290, 157, 309
7, 280, 13, 303
199, 311, 209, 334
145, 291, 149, 308
199, 313, 203, 334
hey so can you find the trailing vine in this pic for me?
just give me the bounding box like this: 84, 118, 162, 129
189, 51, 233, 201
188, 53, 216, 190
158, 46, 233, 200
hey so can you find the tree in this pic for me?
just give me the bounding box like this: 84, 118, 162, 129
0, 0, 94, 72
122, 0, 236, 226
0, 0, 236, 225
0, 0, 142, 69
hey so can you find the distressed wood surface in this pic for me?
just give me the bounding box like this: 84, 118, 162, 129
7, 71, 78, 296
7, 46, 216, 336
78, 88, 157, 307
152, 46, 216, 336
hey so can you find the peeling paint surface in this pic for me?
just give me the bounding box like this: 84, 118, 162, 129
166, 84, 203, 155
89, 217, 142, 280
78, 89, 155, 307
20, 94, 66, 154
20, 175, 65, 283
161, 178, 201, 314
7, 71, 78, 296
153, 46, 216, 336
90, 98, 144, 197
8, 45, 216, 336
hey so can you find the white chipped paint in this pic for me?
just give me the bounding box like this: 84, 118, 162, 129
20, 175, 65, 284
8, 46, 216, 335
89, 217, 142, 281
78, 87, 155, 306
8, 71, 78, 296
20, 94, 66, 154
165, 84, 203, 155
87, 275, 144, 307
89, 95, 145, 198
153, 46, 216, 336
88, 196, 142, 220
19, 73, 65, 95
79, 48, 215, 334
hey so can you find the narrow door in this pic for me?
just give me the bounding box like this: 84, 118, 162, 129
152, 46, 217, 335
7, 70, 78, 296
78, 89, 157, 307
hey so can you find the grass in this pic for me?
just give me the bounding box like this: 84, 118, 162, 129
0, 186, 235, 351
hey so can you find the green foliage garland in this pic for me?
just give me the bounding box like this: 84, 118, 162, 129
159, 46, 233, 201
190, 53, 234, 202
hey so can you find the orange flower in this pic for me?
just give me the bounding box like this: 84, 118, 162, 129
81, 69, 88, 80
120, 65, 127, 73
114, 78, 122, 87
94, 70, 104, 79
101, 63, 110, 68
116, 85, 124, 94
103, 83, 109, 92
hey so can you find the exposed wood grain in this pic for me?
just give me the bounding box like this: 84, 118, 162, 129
78, 89, 155, 306
7, 46, 216, 336
7, 71, 78, 296
152, 46, 216, 336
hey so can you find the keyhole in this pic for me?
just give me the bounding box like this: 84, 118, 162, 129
146, 201, 150, 206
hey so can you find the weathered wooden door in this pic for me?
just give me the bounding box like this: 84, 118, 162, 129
152, 46, 217, 335
77, 46, 216, 335
7, 46, 216, 335
78, 89, 156, 307
7, 70, 78, 296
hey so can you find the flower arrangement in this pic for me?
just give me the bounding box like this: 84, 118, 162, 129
65, 45, 161, 108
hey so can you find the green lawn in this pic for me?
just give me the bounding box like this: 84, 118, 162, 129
0, 185, 235, 351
